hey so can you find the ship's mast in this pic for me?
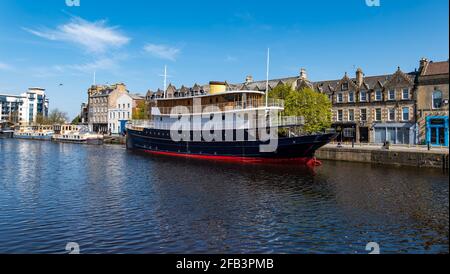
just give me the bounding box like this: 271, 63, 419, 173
265, 48, 270, 110
164, 65, 167, 94
160, 65, 168, 98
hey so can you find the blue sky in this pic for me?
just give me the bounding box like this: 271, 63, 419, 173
0, 0, 448, 119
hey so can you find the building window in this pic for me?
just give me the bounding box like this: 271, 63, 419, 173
388, 109, 395, 121
341, 83, 349, 91
388, 90, 395, 100
360, 90, 367, 102
375, 89, 382, 101
337, 110, 343, 122
348, 109, 355, 121
402, 107, 409, 121
432, 90, 443, 109
337, 93, 343, 103
348, 92, 354, 102
402, 88, 409, 100
375, 108, 382, 121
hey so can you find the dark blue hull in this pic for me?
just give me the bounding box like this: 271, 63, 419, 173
126, 128, 336, 161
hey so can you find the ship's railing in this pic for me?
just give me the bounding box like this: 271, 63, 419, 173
127, 116, 304, 131
152, 99, 284, 115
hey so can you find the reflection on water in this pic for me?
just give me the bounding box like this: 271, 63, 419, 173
0, 139, 448, 254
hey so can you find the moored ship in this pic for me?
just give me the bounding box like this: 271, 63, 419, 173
14, 125, 54, 141
52, 125, 104, 145
126, 81, 336, 165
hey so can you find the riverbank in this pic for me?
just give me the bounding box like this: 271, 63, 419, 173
316, 144, 449, 170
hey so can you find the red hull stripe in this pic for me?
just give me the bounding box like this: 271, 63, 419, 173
142, 149, 321, 166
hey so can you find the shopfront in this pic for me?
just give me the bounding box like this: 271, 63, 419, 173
426, 116, 449, 147
332, 123, 356, 143
373, 123, 416, 145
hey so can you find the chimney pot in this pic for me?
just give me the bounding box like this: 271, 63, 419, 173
300, 68, 307, 80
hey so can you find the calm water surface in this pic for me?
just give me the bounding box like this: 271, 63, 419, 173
0, 139, 448, 254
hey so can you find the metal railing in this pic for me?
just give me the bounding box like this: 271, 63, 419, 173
152, 99, 284, 115
127, 116, 304, 131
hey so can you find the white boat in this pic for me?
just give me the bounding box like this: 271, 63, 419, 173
52, 125, 103, 145
14, 126, 54, 141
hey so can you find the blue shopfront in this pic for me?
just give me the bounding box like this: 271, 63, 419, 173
426, 116, 449, 147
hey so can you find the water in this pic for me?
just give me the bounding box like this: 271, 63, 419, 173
0, 139, 448, 254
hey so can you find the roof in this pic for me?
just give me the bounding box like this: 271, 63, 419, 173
422, 61, 449, 76
130, 94, 145, 100
313, 71, 416, 94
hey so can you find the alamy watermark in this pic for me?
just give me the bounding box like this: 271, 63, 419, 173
66, 242, 80, 254
366, 242, 381, 254
365, 0, 381, 7
66, 0, 80, 7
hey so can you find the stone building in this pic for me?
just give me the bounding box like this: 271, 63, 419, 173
87, 83, 128, 133
314, 67, 418, 144
416, 59, 449, 146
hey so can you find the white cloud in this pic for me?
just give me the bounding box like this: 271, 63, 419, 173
144, 43, 180, 61
23, 17, 130, 53
225, 55, 238, 62
0, 62, 13, 71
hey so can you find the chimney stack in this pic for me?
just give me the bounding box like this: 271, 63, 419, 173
300, 68, 308, 80
419, 58, 430, 72
356, 68, 364, 86
245, 75, 254, 84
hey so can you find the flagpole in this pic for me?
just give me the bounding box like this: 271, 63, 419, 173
164, 65, 167, 98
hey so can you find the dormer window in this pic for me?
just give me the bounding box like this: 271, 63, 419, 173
388, 90, 395, 100
375, 90, 382, 101
360, 90, 367, 102
348, 92, 354, 102
341, 83, 349, 91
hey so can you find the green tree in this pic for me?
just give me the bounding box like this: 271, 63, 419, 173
270, 84, 332, 133
132, 101, 149, 120
71, 115, 82, 125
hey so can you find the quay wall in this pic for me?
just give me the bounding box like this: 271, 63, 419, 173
316, 146, 449, 169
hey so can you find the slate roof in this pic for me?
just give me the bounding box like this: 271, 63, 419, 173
422, 61, 449, 76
